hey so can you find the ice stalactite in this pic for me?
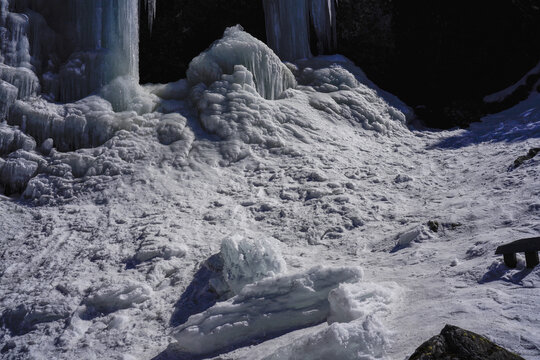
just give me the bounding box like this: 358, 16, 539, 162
310, 0, 337, 55
262, 0, 311, 62
262, 0, 337, 61
144, 0, 157, 33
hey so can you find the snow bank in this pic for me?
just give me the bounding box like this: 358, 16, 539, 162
221, 234, 287, 294
265, 281, 401, 360
172, 265, 363, 355
328, 282, 401, 324
265, 317, 389, 360
187, 25, 296, 100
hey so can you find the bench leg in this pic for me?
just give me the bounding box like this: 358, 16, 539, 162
503, 253, 517, 268
525, 252, 539, 269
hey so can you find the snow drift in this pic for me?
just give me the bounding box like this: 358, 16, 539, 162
172, 265, 363, 355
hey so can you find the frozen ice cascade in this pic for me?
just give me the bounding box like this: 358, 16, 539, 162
263, 0, 337, 61
0, 0, 154, 103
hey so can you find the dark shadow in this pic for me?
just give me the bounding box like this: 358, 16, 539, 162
169, 254, 225, 327
479, 260, 533, 284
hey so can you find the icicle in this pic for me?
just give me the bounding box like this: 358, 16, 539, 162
262, 0, 337, 61
144, 0, 156, 33
309, 0, 337, 55
262, 0, 312, 62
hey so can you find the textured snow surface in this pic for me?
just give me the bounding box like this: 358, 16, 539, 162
172, 265, 362, 355
0, 21, 539, 360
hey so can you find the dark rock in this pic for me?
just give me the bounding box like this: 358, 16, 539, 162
427, 220, 439, 233
511, 148, 540, 170
408, 325, 525, 360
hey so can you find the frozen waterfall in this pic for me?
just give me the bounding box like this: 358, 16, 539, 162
0, 0, 149, 103
262, 0, 337, 61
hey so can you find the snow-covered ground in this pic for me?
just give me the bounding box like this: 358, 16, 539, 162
1, 28, 539, 360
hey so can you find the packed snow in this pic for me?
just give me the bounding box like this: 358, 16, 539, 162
0, 2, 539, 360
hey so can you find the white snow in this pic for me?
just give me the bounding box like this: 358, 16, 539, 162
0, 7, 539, 360
172, 265, 363, 355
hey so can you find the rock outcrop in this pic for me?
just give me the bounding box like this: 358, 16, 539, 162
408, 325, 525, 360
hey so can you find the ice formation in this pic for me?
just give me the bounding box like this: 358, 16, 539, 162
172, 266, 363, 355
263, 0, 337, 61
187, 25, 296, 100
144, 0, 157, 33
0, 0, 150, 103
264, 282, 401, 360
220, 234, 287, 294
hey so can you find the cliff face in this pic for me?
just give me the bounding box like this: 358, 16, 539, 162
139, 0, 540, 128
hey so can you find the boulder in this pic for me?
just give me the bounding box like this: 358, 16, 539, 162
408, 325, 525, 360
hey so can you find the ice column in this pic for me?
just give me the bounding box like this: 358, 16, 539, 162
55, 0, 140, 102
262, 0, 337, 61
144, 0, 156, 33
310, 0, 337, 55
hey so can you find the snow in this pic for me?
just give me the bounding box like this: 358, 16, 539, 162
0, 6, 539, 360
172, 265, 363, 355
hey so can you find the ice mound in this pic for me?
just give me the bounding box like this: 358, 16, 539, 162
83, 281, 152, 317
394, 224, 433, 248
0, 153, 39, 194
221, 234, 287, 294
100, 76, 159, 114
172, 265, 362, 355
187, 25, 296, 100
0, 64, 40, 99
7, 96, 145, 152
265, 281, 401, 360
0, 123, 36, 155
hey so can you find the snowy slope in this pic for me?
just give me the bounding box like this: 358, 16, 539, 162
1, 29, 539, 360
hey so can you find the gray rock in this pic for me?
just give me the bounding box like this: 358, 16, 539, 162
408, 325, 524, 360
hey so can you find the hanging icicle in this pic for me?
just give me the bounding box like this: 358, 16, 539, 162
262, 0, 337, 61
144, 0, 156, 33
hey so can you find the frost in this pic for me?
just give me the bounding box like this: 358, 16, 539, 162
172, 266, 363, 355
220, 234, 287, 294
187, 25, 296, 100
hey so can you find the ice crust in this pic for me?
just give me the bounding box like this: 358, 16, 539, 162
172, 266, 363, 355
221, 234, 287, 294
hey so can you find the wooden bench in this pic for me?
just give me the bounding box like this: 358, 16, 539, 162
495, 237, 540, 269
